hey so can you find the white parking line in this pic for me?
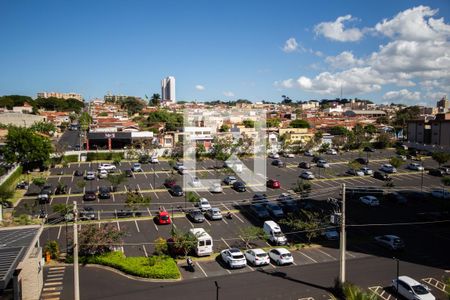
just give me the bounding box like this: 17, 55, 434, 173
116, 221, 120, 231
57, 226, 62, 239
147, 207, 152, 217
221, 237, 231, 248
316, 249, 336, 260
98, 211, 101, 220
368, 286, 394, 300
422, 278, 447, 292
135, 220, 140, 232
299, 252, 318, 263
142, 245, 148, 257
143, 172, 148, 179
112, 193, 115, 202
221, 217, 228, 225
196, 262, 208, 277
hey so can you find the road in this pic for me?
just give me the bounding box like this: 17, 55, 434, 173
57, 129, 80, 150
51, 256, 448, 300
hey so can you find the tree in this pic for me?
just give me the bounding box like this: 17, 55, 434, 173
243, 120, 255, 128
169, 228, 198, 257
4, 126, 53, 168
196, 143, 206, 160
332, 136, 346, 150
153, 237, 168, 255
107, 173, 127, 192
30, 121, 56, 135
75, 223, 123, 256
120, 97, 146, 115
150, 93, 161, 106
52, 203, 74, 217
33, 177, 46, 188
280, 210, 323, 243
442, 176, 450, 186
432, 152, 450, 166
341, 282, 377, 300
389, 157, 404, 169
364, 124, 377, 135
79, 112, 92, 132
329, 126, 349, 136
376, 116, 389, 125
289, 119, 310, 128
125, 191, 151, 215
239, 226, 267, 249
219, 124, 230, 132
292, 179, 311, 196
374, 132, 393, 149
266, 118, 281, 128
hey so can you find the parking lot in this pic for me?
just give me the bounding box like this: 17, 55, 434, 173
22, 148, 449, 281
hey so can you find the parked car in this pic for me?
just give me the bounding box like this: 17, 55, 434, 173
132, 163, 143, 172
125, 169, 133, 177
150, 157, 159, 164
355, 157, 368, 165
209, 183, 223, 193
360, 167, 373, 175
322, 229, 339, 240
117, 210, 141, 218
269, 152, 280, 159
438, 166, 450, 175
155, 211, 171, 225
187, 209, 205, 223
374, 235, 405, 250
392, 276, 435, 300
83, 190, 97, 201
173, 162, 183, 170
244, 249, 270, 266
265, 202, 284, 218
268, 248, 294, 265
223, 176, 237, 185
407, 163, 424, 171
232, 181, 246, 192
373, 171, 392, 181
98, 169, 108, 179
74, 170, 83, 177
178, 166, 187, 175
250, 204, 270, 219
16, 181, 29, 190
387, 192, 407, 204
169, 185, 184, 196
316, 160, 330, 168
431, 189, 450, 199
396, 155, 407, 161
271, 159, 284, 167
429, 168, 445, 177
282, 152, 295, 158
347, 169, 364, 176
380, 164, 397, 173
189, 177, 201, 187
205, 208, 223, 220
364, 147, 375, 152
300, 171, 315, 180
164, 179, 177, 188
138, 155, 150, 164
98, 163, 116, 172
79, 207, 96, 221
85, 171, 96, 180
252, 193, 269, 204
312, 156, 323, 163
304, 150, 314, 156
266, 179, 281, 189
221, 248, 247, 269
298, 162, 311, 169
359, 195, 380, 206
277, 193, 298, 213
326, 149, 337, 155
197, 198, 212, 211
98, 186, 111, 199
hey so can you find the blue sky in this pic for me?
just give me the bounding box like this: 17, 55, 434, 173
1, 0, 449, 104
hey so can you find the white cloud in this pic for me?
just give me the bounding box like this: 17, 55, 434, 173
375, 6, 450, 41
274, 79, 295, 88
297, 76, 312, 89
223, 91, 235, 97
325, 51, 364, 69
283, 38, 298, 53
314, 14, 364, 42
383, 89, 421, 101
195, 85, 205, 91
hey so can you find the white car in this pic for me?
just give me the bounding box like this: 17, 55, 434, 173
131, 163, 143, 172
173, 162, 183, 170
190, 177, 201, 187
198, 198, 211, 211
304, 150, 314, 156
98, 163, 116, 172
85, 171, 96, 180
326, 149, 337, 155
374, 235, 405, 250
150, 157, 159, 164
407, 163, 424, 171
268, 248, 294, 265
431, 189, 450, 199
380, 164, 397, 173
269, 152, 280, 159
178, 166, 187, 175
223, 176, 237, 185
205, 207, 222, 220
347, 169, 364, 176
360, 195, 380, 206
98, 169, 108, 179
316, 160, 330, 168
209, 183, 223, 193
244, 248, 270, 266
283, 152, 295, 158
300, 171, 315, 180
221, 248, 247, 269
392, 276, 435, 300
360, 167, 373, 175
397, 155, 407, 161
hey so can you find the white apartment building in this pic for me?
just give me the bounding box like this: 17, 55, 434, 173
36, 92, 83, 101
161, 76, 176, 103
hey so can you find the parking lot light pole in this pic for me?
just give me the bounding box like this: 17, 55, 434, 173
393, 257, 399, 299
73, 201, 80, 300
214, 281, 220, 300
171, 205, 174, 231
339, 183, 346, 285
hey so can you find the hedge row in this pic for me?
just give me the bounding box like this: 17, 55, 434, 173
0, 165, 23, 191
63, 154, 79, 163
84, 252, 180, 279
86, 152, 124, 161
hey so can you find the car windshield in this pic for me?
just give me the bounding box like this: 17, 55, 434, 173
412, 285, 428, 295
161, 215, 169, 220
273, 231, 284, 237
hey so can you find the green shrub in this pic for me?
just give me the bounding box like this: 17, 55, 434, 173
44, 240, 60, 259
84, 252, 180, 279
86, 152, 124, 161
0, 166, 23, 191
63, 155, 78, 163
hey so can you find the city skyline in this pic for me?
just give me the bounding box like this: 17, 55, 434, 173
0, 0, 449, 105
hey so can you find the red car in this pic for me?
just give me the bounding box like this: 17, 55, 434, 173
156, 211, 171, 225
164, 179, 177, 188
266, 179, 281, 189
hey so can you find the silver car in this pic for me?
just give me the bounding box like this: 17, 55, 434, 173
205, 208, 222, 220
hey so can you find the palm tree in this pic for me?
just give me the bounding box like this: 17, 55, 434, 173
150, 94, 161, 106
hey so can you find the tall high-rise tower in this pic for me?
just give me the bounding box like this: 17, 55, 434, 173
161, 76, 176, 103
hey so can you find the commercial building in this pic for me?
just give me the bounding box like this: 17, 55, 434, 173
0, 113, 46, 127
36, 92, 83, 102
407, 113, 450, 147
86, 131, 154, 150
437, 96, 449, 113
0, 225, 44, 300
161, 76, 176, 103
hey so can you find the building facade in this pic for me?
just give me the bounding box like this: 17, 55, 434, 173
407, 113, 450, 147
36, 92, 82, 101
161, 76, 176, 103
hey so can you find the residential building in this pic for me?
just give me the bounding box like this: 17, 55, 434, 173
0, 112, 46, 127
161, 76, 176, 103
0, 225, 44, 300
407, 113, 450, 148
12, 102, 33, 113
437, 96, 449, 113
36, 92, 82, 101
103, 94, 144, 103
343, 110, 386, 118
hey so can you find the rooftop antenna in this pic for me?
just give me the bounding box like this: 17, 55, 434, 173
340, 84, 343, 100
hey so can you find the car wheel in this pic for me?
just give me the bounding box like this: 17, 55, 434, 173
277, 260, 281, 266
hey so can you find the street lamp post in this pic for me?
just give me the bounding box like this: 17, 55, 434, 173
214, 281, 220, 300
394, 257, 399, 299
421, 160, 424, 192
171, 205, 174, 231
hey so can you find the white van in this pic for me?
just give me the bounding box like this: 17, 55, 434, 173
263, 221, 287, 245
189, 228, 213, 256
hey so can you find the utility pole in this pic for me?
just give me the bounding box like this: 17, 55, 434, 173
339, 183, 346, 284
73, 201, 80, 300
